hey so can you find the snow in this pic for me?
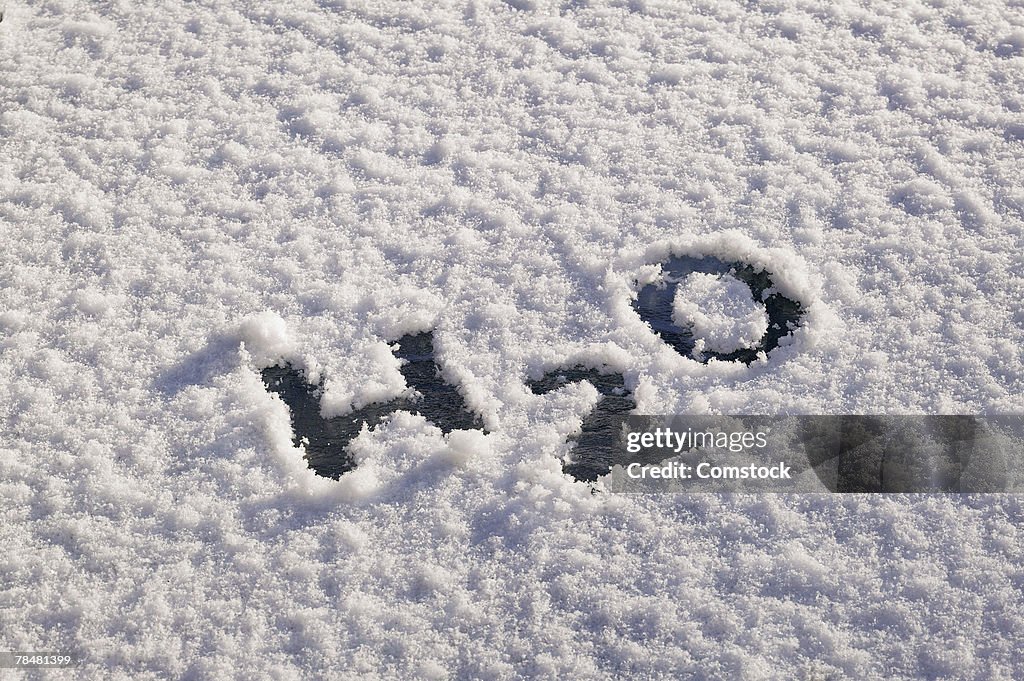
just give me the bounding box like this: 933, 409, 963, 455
672, 272, 770, 355
238, 311, 295, 368
2, 0, 1024, 678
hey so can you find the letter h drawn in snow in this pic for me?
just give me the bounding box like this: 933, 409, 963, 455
262, 331, 483, 479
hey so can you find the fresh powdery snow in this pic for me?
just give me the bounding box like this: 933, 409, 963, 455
2, 0, 1024, 678
672, 272, 769, 356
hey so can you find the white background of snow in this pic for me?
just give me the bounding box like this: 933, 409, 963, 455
2, 0, 1024, 678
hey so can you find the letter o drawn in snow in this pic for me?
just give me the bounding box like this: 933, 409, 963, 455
632, 254, 804, 364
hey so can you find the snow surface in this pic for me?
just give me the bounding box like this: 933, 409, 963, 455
2, 0, 1024, 678
671, 272, 770, 356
